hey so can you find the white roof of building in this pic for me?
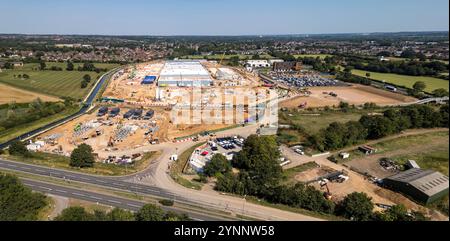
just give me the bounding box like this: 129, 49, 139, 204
159, 61, 212, 82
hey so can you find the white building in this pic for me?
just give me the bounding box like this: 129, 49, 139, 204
158, 60, 213, 87
245, 60, 271, 68
268, 59, 284, 65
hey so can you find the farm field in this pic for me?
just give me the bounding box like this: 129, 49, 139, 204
352, 69, 449, 92
0, 83, 60, 104
0, 62, 119, 100
294, 54, 333, 59
279, 85, 416, 109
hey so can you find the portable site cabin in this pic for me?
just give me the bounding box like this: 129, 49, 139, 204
141, 76, 157, 85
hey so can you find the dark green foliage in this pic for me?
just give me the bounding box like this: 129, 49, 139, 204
70, 144, 95, 168
308, 105, 447, 151
203, 154, 231, 177
8, 141, 31, 157
432, 88, 449, 97
66, 61, 74, 71
0, 99, 68, 132
55, 205, 187, 221
336, 192, 374, 221
83, 74, 91, 82
107, 208, 135, 221
0, 174, 47, 221
135, 204, 165, 221
371, 204, 430, 221
413, 81, 426, 92
54, 207, 96, 221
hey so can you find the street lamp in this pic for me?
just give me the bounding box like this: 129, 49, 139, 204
241, 194, 247, 220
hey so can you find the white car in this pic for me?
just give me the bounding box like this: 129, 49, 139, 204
295, 149, 305, 155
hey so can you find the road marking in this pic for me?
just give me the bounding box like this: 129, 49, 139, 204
22, 167, 31, 170
97, 180, 106, 183
73, 192, 86, 197
79, 177, 91, 180
54, 189, 67, 193
108, 200, 121, 204
89, 196, 102, 200
7, 164, 17, 167
126, 203, 141, 208
34, 169, 46, 173
38, 186, 52, 191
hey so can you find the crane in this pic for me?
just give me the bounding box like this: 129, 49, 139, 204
213, 52, 227, 78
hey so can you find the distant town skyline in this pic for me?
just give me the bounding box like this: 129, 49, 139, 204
0, 0, 448, 35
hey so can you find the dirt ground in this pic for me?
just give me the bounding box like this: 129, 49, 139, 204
345, 130, 449, 179
0, 83, 60, 104
280, 85, 417, 108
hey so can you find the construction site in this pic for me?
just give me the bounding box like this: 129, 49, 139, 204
33, 60, 273, 160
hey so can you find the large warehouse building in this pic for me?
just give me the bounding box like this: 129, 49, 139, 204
158, 61, 213, 87
383, 168, 449, 204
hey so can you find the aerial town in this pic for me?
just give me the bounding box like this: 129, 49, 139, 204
0, 1, 448, 233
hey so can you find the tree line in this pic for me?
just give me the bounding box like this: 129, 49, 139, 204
346, 56, 448, 77
55, 204, 190, 221
0, 99, 71, 133
306, 104, 449, 152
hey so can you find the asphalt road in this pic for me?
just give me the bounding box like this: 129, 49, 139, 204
0, 158, 179, 201
20, 179, 228, 221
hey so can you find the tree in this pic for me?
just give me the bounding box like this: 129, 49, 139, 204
108, 208, 135, 221
54, 207, 95, 221
365, 72, 371, 78
0, 174, 47, 221
336, 192, 374, 221
70, 144, 95, 168
232, 135, 282, 192
22, 74, 30, 79
39, 61, 46, 70
8, 141, 31, 157
432, 88, 449, 97
135, 204, 165, 221
203, 154, 231, 177
81, 80, 89, 89
413, 81, 426, 92
83, 74, 91, 82
66, 61, 74, 71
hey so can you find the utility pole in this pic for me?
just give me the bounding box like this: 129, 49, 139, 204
241, 195, 247, 220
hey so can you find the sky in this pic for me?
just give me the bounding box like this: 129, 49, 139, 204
0, 0, 448, 35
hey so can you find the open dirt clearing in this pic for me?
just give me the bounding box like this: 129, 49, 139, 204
0, 83, 60, 104
280, 85, 417, 108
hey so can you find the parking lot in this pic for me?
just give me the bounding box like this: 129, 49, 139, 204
189, 136, 244, 173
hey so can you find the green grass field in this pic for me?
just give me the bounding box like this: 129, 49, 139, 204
279, 109, 374, 134
294, 54, 333, 59
0, 62, 119, 100
352, 69, 449, 92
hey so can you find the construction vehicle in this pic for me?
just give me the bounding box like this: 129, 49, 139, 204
108, 136, 114, 147
298, 102, 307, 109
319, 180, 333, 200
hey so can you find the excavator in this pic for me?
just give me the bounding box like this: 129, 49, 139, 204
320, 180, 333, 200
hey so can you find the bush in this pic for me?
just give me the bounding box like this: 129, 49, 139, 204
8, 141, 31, 157
336, 192, 374, 221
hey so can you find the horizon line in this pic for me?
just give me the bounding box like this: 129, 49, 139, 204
0, 30, 448, 37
